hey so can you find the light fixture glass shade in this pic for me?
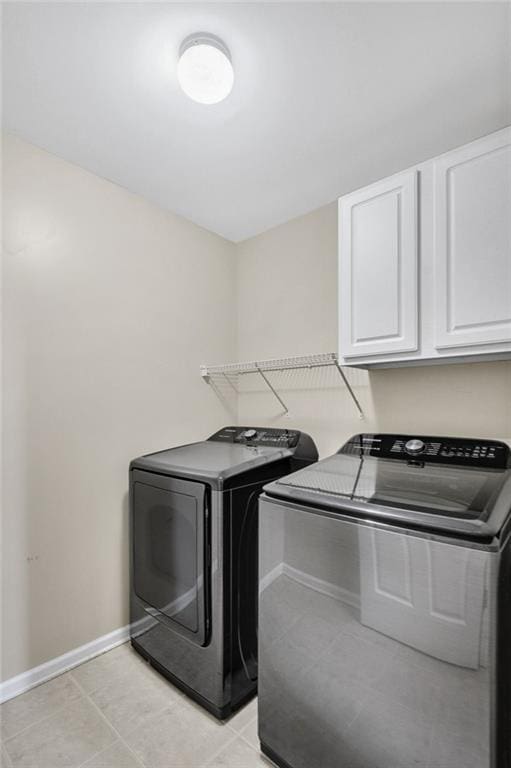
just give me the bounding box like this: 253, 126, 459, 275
178, 35, 234, 104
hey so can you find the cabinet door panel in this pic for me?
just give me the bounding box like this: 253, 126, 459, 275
339, 170, 418, 358
434, 130, 511, 349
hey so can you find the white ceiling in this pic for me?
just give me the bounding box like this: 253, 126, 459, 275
3, 2, 511, 242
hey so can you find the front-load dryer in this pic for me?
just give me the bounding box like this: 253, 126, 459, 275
129, 425, 318, 719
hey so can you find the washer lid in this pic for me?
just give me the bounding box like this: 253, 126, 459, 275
130, 440, 292, 488
265, 437, 511, 540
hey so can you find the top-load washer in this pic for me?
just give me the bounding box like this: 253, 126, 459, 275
258, 433, 511, 768
129, 425, 318, 719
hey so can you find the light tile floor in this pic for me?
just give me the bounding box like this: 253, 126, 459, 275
0, 644, 270, 768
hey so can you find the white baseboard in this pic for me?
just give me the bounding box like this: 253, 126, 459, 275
259, 560, 359, 610
1, 563, 359, 705
259, 562, 284, 593
282, 564, 360, 610
0, 624, 130, 704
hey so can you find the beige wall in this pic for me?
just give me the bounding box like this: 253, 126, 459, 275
237, 202, 511, 457
3, 135, 511, 684
2, 135, 236, 681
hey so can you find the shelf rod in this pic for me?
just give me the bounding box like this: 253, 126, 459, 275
332, 358, 364, 419
222, 372, 238, 394
255, 364, 289, 415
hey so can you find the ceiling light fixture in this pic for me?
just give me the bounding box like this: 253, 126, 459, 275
177, 34, 234, 105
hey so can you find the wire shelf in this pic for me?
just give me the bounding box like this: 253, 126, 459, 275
200, 352, 363, 418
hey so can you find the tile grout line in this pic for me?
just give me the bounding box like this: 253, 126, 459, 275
1, 675, 84, 744
200, 728, 241, 768
236, 716, 260, 754
71, 649, 239, 768
2, 661, 143, 746
78, 687, 245, 768
3, 649, 261, 768
67, 668, 115, 702
1, 743, 14, 768
224, 699, 258, 734
225, 720, 255, 739
224, 713, 261, 756
76, 741, 121, 768
71, 675, 147, 768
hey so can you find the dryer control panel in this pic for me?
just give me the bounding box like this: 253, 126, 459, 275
209, 426, 301, 448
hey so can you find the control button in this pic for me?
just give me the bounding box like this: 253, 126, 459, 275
242, 429, 257, 440
405, 439, 426, 455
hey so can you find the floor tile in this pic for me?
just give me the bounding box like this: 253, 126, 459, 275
344, 691, 431, 768
285, 611, 341, 657
226, 699, 257, 734
4, 697, 116, 768
370, 657, 441, 719
124, 700, 234, 768
0, 674, 82, 740
80, 741, 142, 768
89, 660, 180, 739
427, 723, 489, 768
239, 718, 259, 751
258, 707, 339, 768
296, 655, 372, 737
1, 744, 13, 768
258, 577, 304, 646
70, 644, 144, 696
205, 738, 267, 768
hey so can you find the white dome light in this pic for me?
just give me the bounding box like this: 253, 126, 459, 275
177, 34, 234, 105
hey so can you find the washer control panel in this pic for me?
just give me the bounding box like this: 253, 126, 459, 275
209, 426, 300, 448
341, 434, 510, 469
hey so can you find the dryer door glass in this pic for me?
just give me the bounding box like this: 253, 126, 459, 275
132, 473, 209, 645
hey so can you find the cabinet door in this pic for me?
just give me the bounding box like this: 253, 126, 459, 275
434, 129, 511, 349
339, 170, 418, 358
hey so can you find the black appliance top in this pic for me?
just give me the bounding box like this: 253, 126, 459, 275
264, 433, 511, 540
130, 426, 318, 489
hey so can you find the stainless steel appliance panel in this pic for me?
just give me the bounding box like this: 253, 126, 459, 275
258, 496, 500, 768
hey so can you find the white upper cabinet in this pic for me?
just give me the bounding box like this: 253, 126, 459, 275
338, 127, 511, 367
339, 170, 418, 358
433, 131, 511, 350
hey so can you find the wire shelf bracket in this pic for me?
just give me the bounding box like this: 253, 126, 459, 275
200, 352, 364, 419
